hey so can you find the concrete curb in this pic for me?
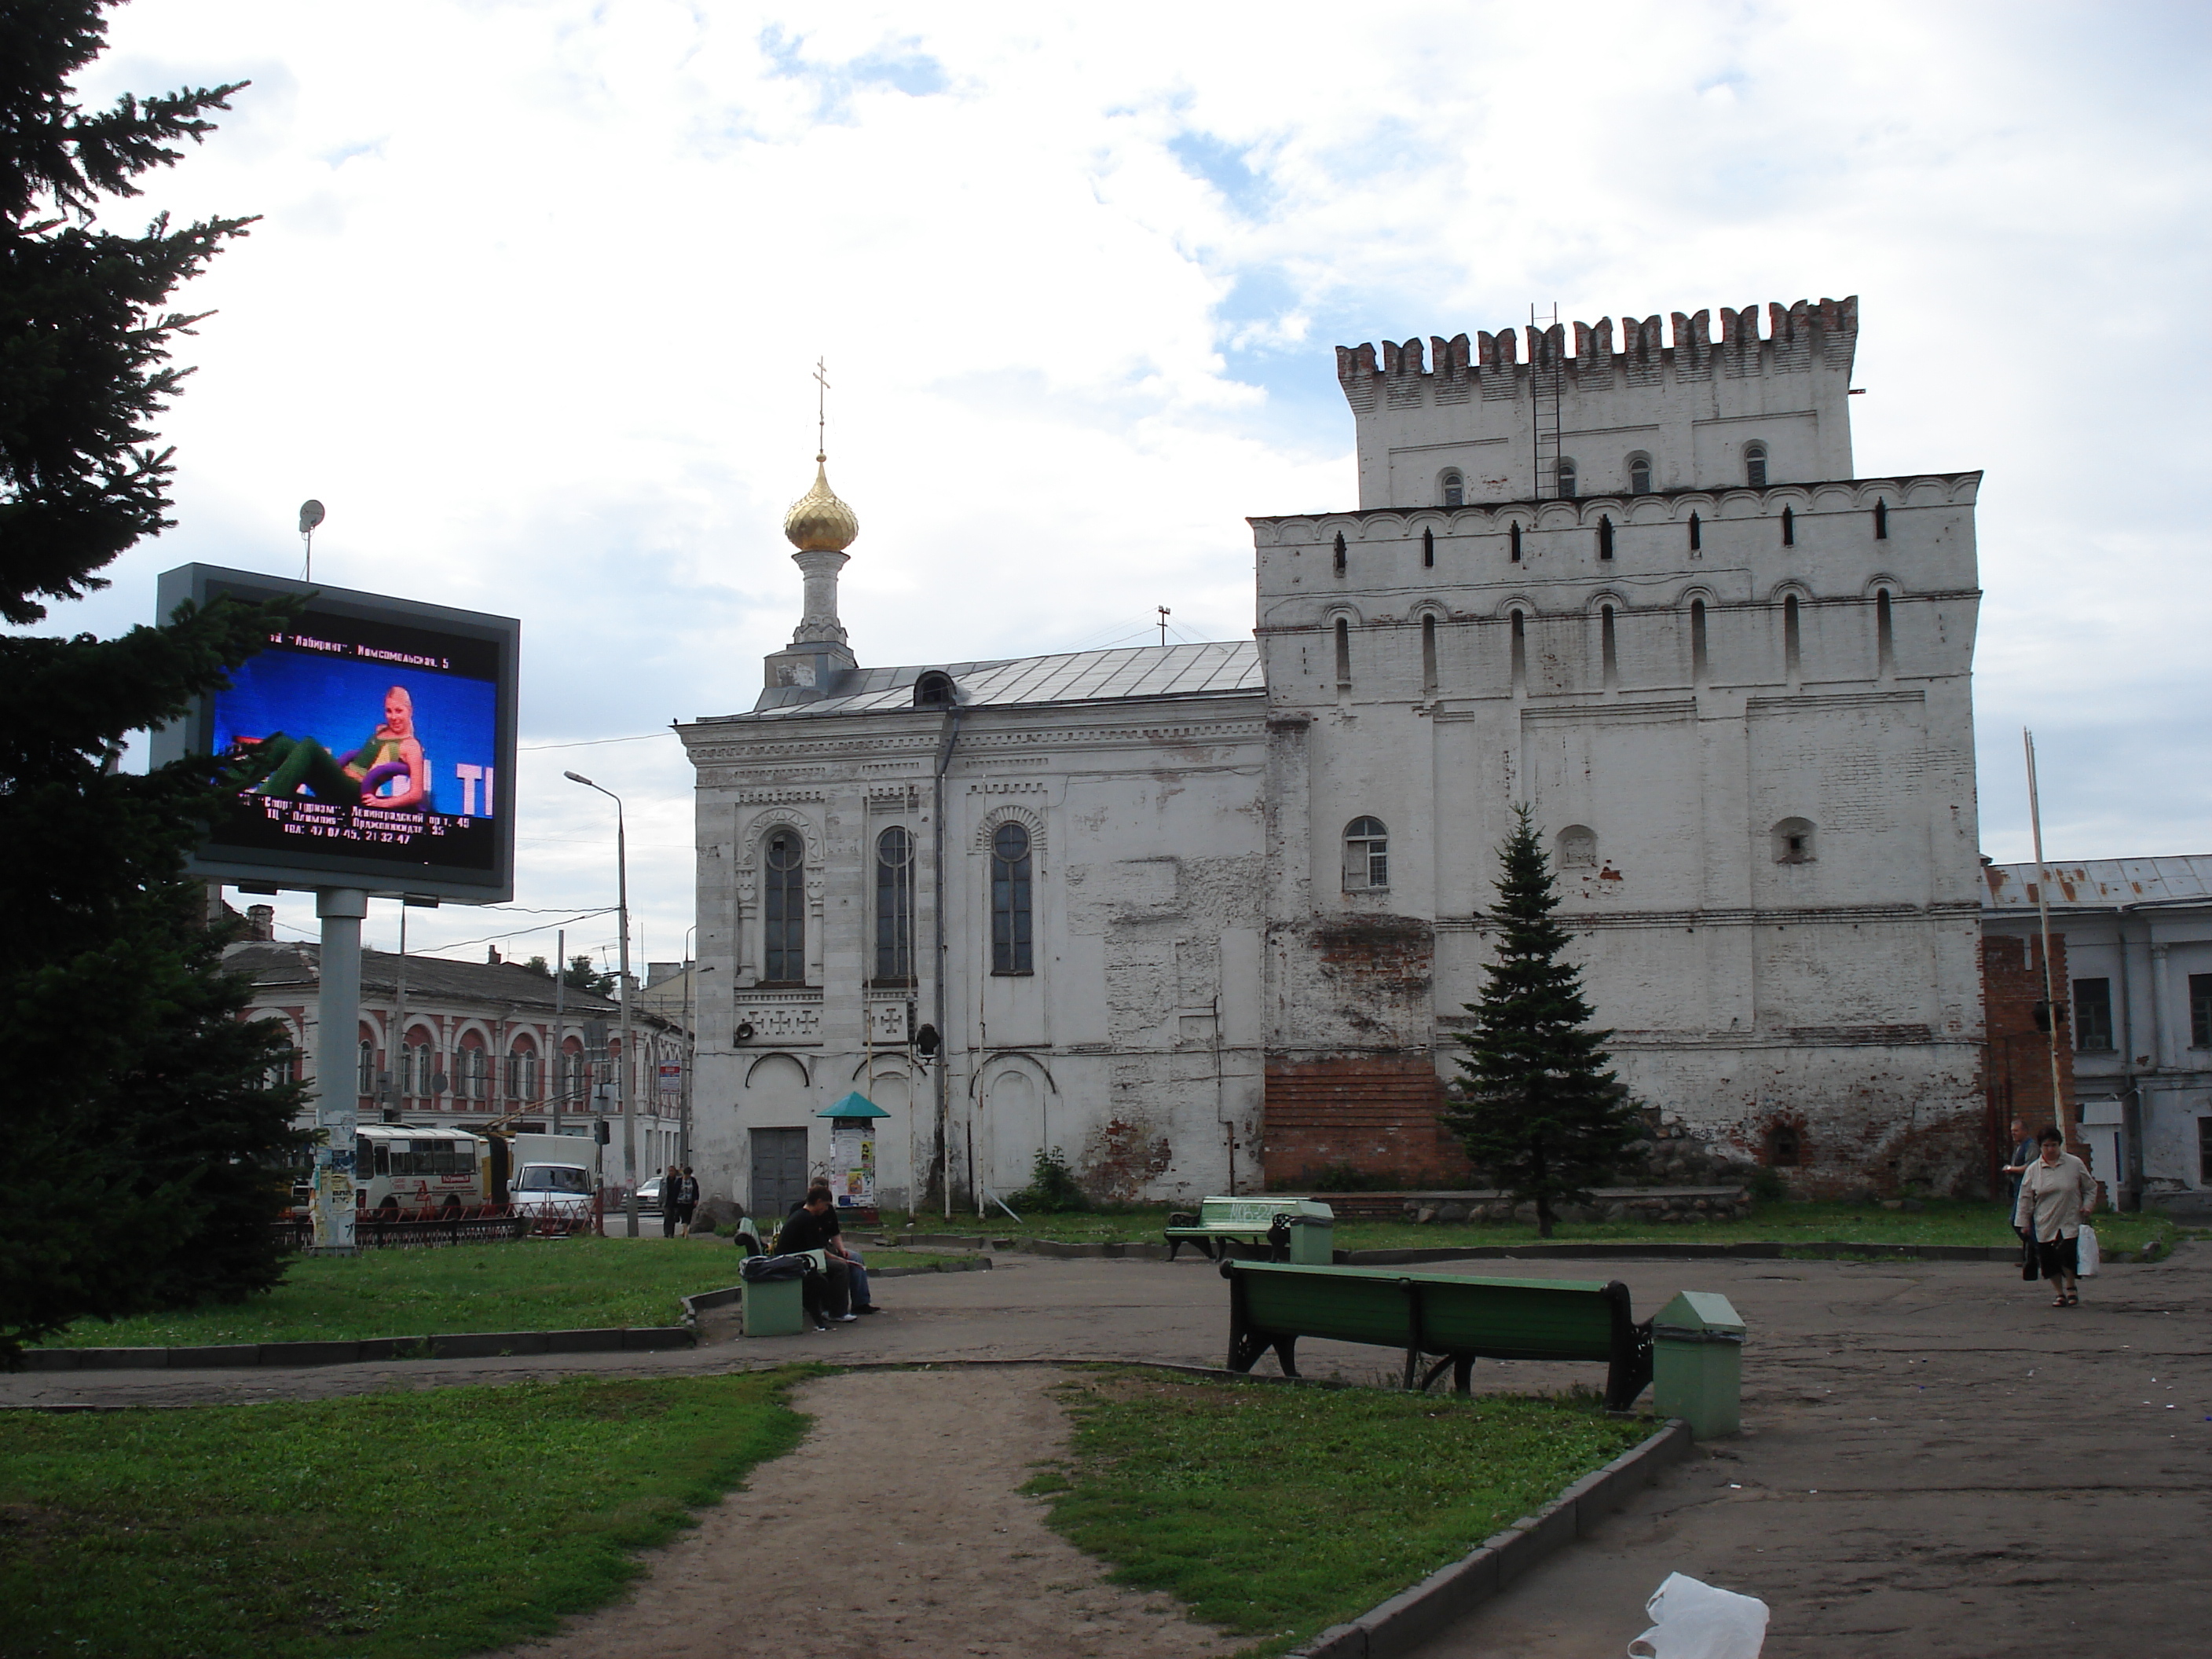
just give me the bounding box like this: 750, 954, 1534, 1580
1341, 1240, 2020, 1265
1287, 1418, 1697, 1659
20, 1325, 695, 1372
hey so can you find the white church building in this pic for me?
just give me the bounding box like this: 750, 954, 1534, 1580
678, 295, 1990, 1214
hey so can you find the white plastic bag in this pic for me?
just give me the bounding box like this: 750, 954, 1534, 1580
1628, 1572, 1769, 1659
2076, 1225, 2100, 1277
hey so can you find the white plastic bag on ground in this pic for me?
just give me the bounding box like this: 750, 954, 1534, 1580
2077, 1225, 2100, 1276
1628, 1572, 1769, 1659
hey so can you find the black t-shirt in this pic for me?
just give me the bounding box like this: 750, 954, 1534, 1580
779, 1206, 841, 1255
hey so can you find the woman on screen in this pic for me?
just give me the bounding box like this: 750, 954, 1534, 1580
232, 686, 430, 811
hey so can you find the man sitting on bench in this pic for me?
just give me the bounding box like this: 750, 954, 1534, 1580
776, 1185, 876, 1324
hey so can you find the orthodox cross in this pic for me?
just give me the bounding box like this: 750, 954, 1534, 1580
813, 357, 831, 456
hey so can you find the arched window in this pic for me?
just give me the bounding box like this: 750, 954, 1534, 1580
1556, 458, 1577, 499
357, 1038, 375, 1097
1509, 522, 1522, 562
1781, 505, 1795, 547
1873, 498, 1888, 540
460, 1042, 489, 1101
1875, 589, 1895, 675
505, 1043, 539, 1101
991, 822, 1033, 976
763, 828, 806, 983
1334, 617, 1351, 685
914, 670, 956, 708
1688, 511, 1701, 552
1783, 593, 1801, 679
875, 826, 914, 983
1598, 515, 1614, 560
1628, 454, 1652, 495
1332, 531, 1346, 575
1422, 527, 1435, 567
1772, 817, 1816, 864
1600, 605, 1617, 687
1343, 817, 1389, 891
1421, 614, 1438, 692
1510, 609, 1527, 691
1690, 598, 1709, 683
1744, 443, 1768, 488
1558, 825, 1598, 868
1441, 470, 1464, 508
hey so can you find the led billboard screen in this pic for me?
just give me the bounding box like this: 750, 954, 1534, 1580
153, 566, 519, 902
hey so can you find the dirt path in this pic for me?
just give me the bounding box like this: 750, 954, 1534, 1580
505, 1364, 1235, 1659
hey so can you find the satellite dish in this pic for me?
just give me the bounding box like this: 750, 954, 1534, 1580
298, 500, 326, 533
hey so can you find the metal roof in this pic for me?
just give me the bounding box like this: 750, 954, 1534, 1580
721, 639, 1262, 722
1981, 857, 2212, 911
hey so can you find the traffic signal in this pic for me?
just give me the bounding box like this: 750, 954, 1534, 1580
594, 1119, 610, 1145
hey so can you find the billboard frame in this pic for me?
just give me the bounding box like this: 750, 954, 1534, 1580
152, 563, 521, 905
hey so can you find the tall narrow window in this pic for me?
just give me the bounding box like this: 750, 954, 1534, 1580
1334, 617, 1351, 685
1342, 817, 1389, 891
1688, 511, 1701, 552
1557, 459, 1577, 499
357, 1038, 375, 1097
1422, 527, 1435, 567
1783, 594, 1801, 679
2193, 973, 2212, 1048
1876, 589, 1895, 675
991, 822, 1033, 975
874, 826, 914, 982
763, 828, 806, 983
1873, 498, 1888, 540
1510, 610, 1527, 692
2073, 979, 2114, 1053
1509, 522, 1522, 562
1421, 614, 1438, 691
1744, 443, 1768, 487
1629, 455, 1652, 495
1601, 605, 1617, 688
1690, 598, 1709, 683
1441, 471, 1463, 507
1332, 531, 1346, 575
1598, 515, 1614, 560
1781, 506, 1795, 547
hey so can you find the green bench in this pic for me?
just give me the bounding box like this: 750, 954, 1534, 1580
1220, 1259, 1654, 1412
1165, 1196, 1335, 1263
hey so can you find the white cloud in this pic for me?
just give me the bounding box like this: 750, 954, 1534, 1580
37, 0, 2210, 957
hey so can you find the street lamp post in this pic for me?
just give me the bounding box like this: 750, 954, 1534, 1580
566, 770, 639, 1238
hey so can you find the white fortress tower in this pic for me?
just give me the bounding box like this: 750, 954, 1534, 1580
1253, 295, 1989, 1196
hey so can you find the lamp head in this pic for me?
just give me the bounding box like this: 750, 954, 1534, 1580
564, 770, 593, 786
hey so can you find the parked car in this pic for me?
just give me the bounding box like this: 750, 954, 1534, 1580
633, 1175, 665, 1212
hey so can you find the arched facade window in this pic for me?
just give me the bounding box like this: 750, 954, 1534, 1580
357, 1038, 375, 1097
991, 822, 1033, 976
1688, 511, 1701, 552
1509, 522, 1522, 562
763, 827, 807, 983
1422, 527, 1435, 567
1421, 613, 1438, 692
875, 826, 914, 983
459, 1040, 489, 1101
1599, 604, 1618, 687
1690, 598, 1709, 682
505, 1042, 539, 1102
1556, 458, 1578, 499
1332, 531, 1346, 575
1343, 817, 1390, 892
1509, 609, 1527, 691
1772, 817, 1816, 864
1628, 453, 1652, 495
1558, 825, 1599, 868
1441, 470, 1464, 508
1783, 593, 1802, 678
1744, 443, 1768, 488
1333, 617, 1351, 685
1875, 589, 1895, 675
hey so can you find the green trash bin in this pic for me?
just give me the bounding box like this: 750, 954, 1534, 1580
739, 1249, 826, 1338
1652, 1291, 1745, 1438
1285, 1214, 1335, 1265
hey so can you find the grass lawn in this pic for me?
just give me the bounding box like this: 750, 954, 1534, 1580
40, 1238, 783, 1350
0, 1370, 811, 1659
1027, 1369, 1649, 1657
885, 1198, 2177, 1257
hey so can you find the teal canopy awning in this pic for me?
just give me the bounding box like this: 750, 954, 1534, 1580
819, 1092, 891, 1120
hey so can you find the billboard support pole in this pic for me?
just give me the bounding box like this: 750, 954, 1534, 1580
311, 887, 369, 1255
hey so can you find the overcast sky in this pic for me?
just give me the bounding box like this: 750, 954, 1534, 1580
50, 0, 2212, 967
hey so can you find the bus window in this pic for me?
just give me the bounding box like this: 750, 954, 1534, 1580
375, 1141, 390, 1176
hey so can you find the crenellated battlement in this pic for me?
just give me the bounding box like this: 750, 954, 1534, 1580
1337, 297, 1858, 414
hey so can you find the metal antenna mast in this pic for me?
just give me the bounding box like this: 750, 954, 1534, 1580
1157, 605, 1170, 646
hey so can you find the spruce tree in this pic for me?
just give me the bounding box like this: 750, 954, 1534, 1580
1441, 805, 1639, 1238
0, 2, 303, 1363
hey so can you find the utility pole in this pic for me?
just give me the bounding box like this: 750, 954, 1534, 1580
2023, 728, 2070, 1149
567, 771, 639, 1236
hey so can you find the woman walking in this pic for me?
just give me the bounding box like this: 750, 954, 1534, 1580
2013, 1126, 2097, 1307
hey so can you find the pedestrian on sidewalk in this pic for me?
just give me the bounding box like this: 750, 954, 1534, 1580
660, 1164, 682, 1237
2013, 1126, 2096, 1307
674, 1166, 700, 1236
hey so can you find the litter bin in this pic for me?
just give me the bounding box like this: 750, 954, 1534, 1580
1285, 1214, 1335, 1265
1652, 1291, 1745, 1438
737, 1249, 826, 1338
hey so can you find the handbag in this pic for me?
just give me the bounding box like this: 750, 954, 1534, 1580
2076, 1225, 2100, 1277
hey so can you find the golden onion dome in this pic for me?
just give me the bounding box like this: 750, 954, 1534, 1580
782, 454, 859, 552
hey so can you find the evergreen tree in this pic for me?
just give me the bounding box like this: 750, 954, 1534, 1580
0, 2, 302, 1363
1441, 806, 1639, 1238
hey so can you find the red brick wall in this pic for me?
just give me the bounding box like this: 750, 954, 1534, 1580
1981, 932, 2079, 1168
1261, 1055, 1477, 1189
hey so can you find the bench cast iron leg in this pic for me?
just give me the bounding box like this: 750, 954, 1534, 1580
1273, 1335, 1299, 1379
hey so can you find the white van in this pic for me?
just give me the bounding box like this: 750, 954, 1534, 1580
510, 1159, 596, 1229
